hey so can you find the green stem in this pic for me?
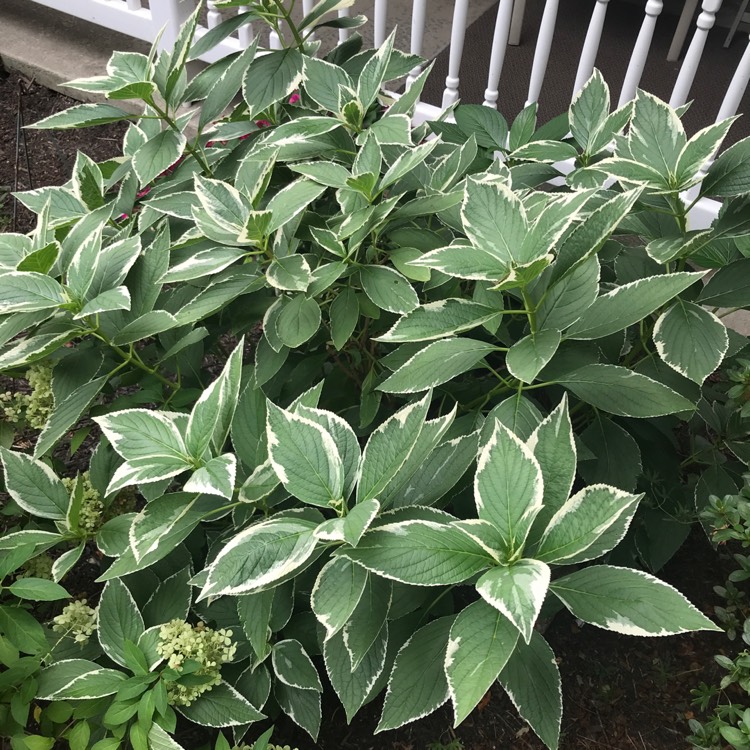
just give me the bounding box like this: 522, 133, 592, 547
91, 330, 178, 392
149, 100, 213, 177
270, 0, 305, 48
521, 288, 537, 334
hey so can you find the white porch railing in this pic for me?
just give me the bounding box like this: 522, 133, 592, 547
22, 0, 750, 225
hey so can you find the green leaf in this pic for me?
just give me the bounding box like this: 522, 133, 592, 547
0, 272, 66, 313
132, 129, 185, 187
148, 723, 184, 750
702, 135, 750, 197
455, 104, 508, 149
377, 299, 502, 343
37, 659, 127, 700
7, 577, 69, 601
199, 40, 259, 127
536, 256, 600, 332
475, 560, 550, 643
527, 395, 576, 537
98, 579, 145, 667
359, 265, 418, 314
184, 453, 237, 500
698, 258, 750, 307
295, 405, 360, 502
551, 189, 641, 284
16, 242, 59, 274
551, 565, 721, 635
579, 417, 639, 495
569, 69, 609, 153
411, 242, 509, 281
376, 616, 453, 732
127, 494, 217, 565
266, 401, 344, 507
29, 103, 131, 129
273, 680, 320, 740
676, 118, 736, 186
506, 329, 561, 384
337, 520, 495, 585
178, 681, 264, 727
0, 448, 69, 520
378, 338, 496, 394
357, 393, 430, 504
142, 567, 191, 627
273, 639, 322, 691
379, 139, 440, 191
342, 573, 391, 670
498, 631, 561, 750
186, 339, 243, 460
0, 605, 47, 654
324, 624, 387, 722
266, 179, 326, 233
275, 295, 321, 348
111, 311, 180, 345
558, 363, 696, 418
329, 287, 359, 350
311, 557, 368, 640
475, 421, 543, 557
74, 286, 131, 318
536, 484, 641, 564
243, 49, 304, 119
201, 518, 320, 598
626, 90, 685, 178
94, 409, 187, 466
566, 272, 704, 340
483, 396, 543, 443
462, 176, 527, 266
267, 255, 312, 292
653, 300, 728, 384
509, 102, 537, 150
445, 599, 520, 726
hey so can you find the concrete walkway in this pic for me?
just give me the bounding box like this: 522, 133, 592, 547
0, 0, 497, 104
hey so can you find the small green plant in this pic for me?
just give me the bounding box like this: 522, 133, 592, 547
689, 482, 750, 749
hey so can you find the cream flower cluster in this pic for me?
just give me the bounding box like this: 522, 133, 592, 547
156, 620, 237, 706
62, 472, 104, 534
17, 554, 53, 580
52, 599, 98, 644
1, 362, 55, 429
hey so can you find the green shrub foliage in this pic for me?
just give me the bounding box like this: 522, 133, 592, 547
2, 1, 749, 747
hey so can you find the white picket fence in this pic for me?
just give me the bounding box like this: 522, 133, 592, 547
25, 0, 750, 225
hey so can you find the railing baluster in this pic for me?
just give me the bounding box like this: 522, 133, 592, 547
126, 0, 142, 11
670, 0, 723, 107
406, 0, 427, 90
716, 34, 750, 122
374, 0, 388, 47
150, 0, 195, 51
618, 0, 664, 106
526, 0, 559, 106
573, 0, 611, 96
207, 0, 221, 29
482, 0, 514, 109
238, 5, 254, 48
442, 0, 470, 108
337, 5, 351, 43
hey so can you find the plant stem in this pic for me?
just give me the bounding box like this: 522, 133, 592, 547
270, 0, 305, 48
149, 100, 213, 177
91, 329, 178, 392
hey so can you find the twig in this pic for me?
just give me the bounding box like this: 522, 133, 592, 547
12, 77, 33, 232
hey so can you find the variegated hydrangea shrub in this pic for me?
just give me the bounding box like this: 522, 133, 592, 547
1, 0, 749, 748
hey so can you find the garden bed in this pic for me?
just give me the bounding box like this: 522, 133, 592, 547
0, 67, 742, 750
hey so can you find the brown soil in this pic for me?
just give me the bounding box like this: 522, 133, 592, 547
0, 65, 741, 750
